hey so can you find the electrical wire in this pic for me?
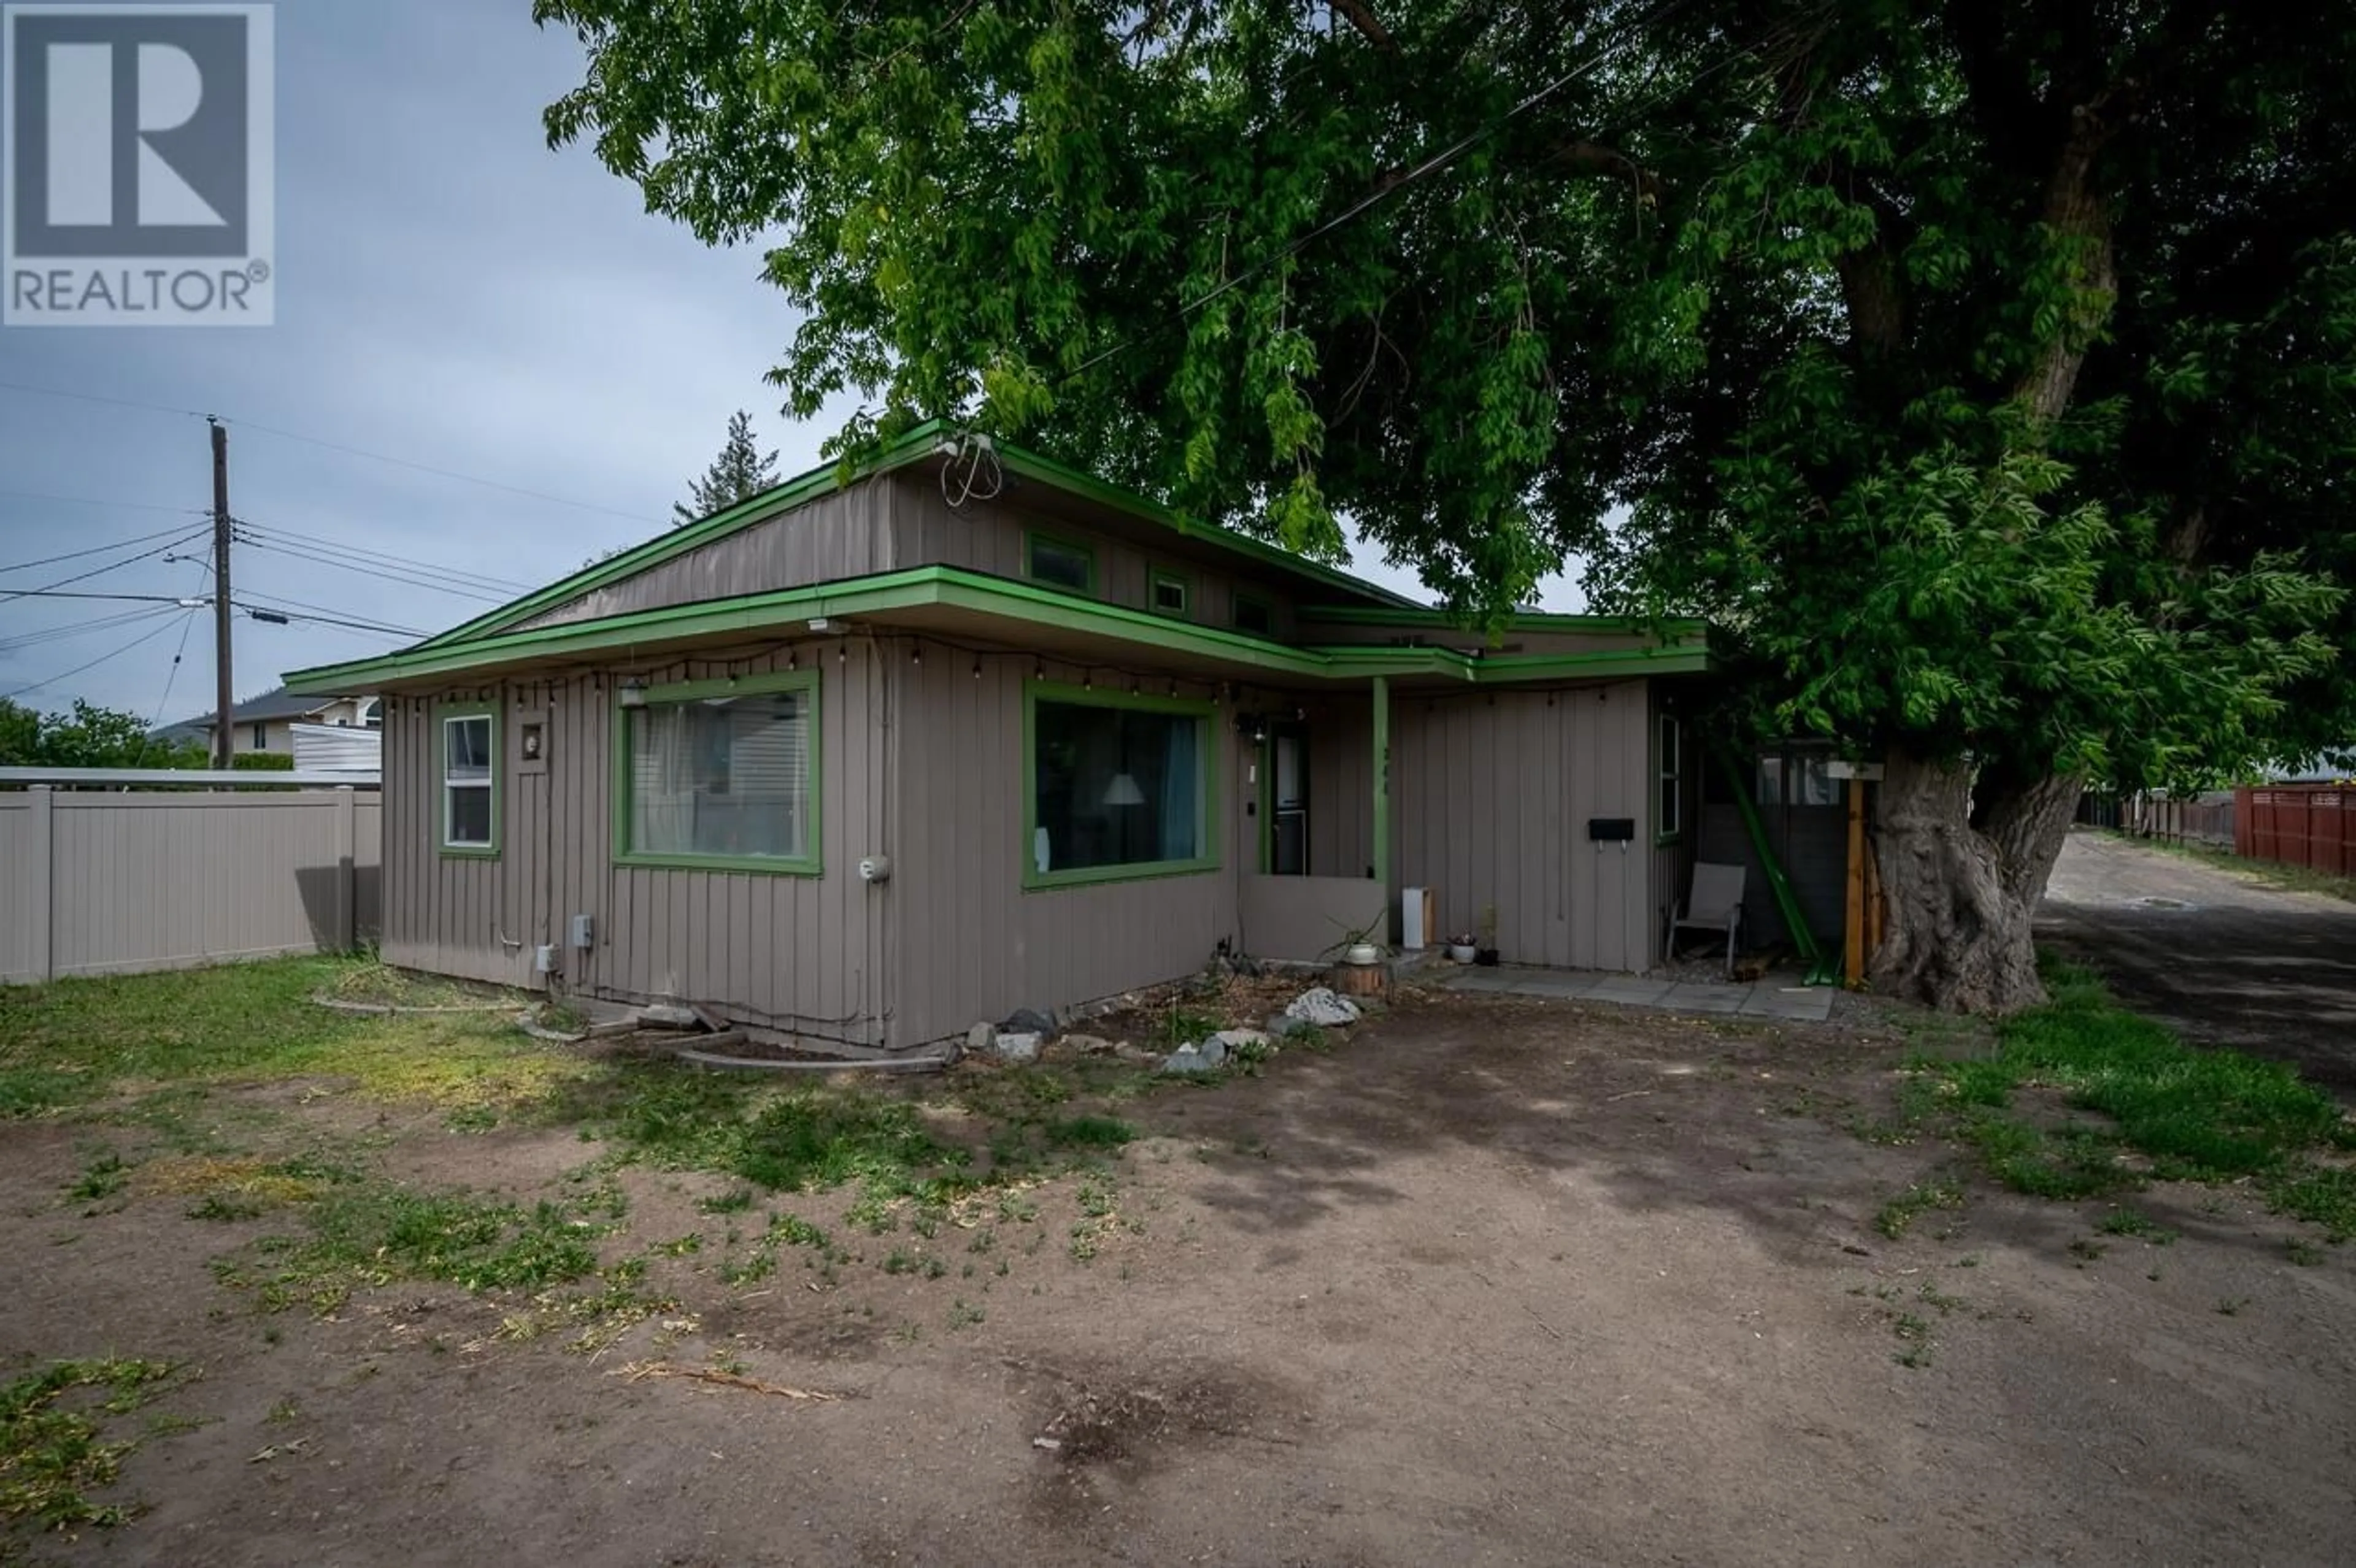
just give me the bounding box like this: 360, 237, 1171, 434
0, 378, 207, 420
1, 612, 186, 699
233, 587, 423, 638
0, 379, 662, 527
0, 605, 183, 656
233, 520, 534, 594
134, 607, 202, 760
0, 529, 210, 605
229, 600, 416, 639
0, 590, 196, 604
0, 486, 205, 517
0, 525, 196, 572
235, 536, 510, 602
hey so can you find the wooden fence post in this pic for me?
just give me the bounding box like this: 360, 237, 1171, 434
28, 785, 52, 982
334, 786, 356, 953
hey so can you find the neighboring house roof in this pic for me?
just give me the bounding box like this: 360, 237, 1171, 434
153, 686, 364, 737
283, 426, 1711, 693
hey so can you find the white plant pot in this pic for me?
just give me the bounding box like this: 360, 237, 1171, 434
1345, 942, 1381, 967
1449, 943, 1477, 964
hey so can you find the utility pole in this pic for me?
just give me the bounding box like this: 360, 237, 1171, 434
210, 418, 233, 770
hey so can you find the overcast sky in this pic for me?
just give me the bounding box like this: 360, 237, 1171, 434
0, 1, 1579, 725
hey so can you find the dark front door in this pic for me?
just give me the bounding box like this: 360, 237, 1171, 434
1270, 723, 1309, 875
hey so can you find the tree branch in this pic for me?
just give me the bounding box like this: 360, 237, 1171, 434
1546, 138, 1660, 207
1330, 0, 1399, 55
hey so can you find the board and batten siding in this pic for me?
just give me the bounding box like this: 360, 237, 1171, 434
888, 637, 1248, 1047
380, 640, 893, 1045
887, 474, 1300, 635
507, 485, 896, 633
1390, 682, 1655, 970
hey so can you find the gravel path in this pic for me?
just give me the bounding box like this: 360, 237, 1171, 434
2038, 829, 2356, 1093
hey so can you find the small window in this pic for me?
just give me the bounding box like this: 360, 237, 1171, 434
1027, 685, 1215, 887
1026, 532, 1095, 594
1657, 715, 1683, 842
1150, 569, 1190, 617
1233, 594, 1274, 636
440, 707, 498, 856
617, 673, 818, 872
252, 723, 268, 750
1791, 753, 1839, 807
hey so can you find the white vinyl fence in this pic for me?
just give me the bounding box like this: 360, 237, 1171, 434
0, 783, 381, 985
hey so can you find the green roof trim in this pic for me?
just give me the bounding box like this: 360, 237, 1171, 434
405, 420, 1415, 656
286, 566, 1709, 693
408, 418, 955, 651
987, 445, 1423, 611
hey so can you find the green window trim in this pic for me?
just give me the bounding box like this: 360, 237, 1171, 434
435, 700, 500, 859
1150, 567, 1191, 618
609, 669, 824, 876
1022, 678, 1219, 891
1232, 591, 1276, 636
1024, 529, 1097, 596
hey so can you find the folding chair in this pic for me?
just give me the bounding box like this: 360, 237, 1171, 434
1666, 863, 1747, 978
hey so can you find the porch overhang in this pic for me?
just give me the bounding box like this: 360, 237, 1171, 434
285, 565, 1712, 694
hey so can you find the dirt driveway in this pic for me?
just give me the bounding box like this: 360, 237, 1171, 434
2039, 829, 2356, 1094
6, 979, 2353, 1567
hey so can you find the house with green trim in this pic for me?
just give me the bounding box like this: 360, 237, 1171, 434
285, 424, 1710, 1051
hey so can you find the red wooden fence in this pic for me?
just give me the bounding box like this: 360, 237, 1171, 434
2236, 785, 2356, 876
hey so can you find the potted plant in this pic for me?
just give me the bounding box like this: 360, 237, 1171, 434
1447, 932, 1478, 964
1474, 904, 1501, 967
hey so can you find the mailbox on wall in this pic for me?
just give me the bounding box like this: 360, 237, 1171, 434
1587, 817, 1636, 842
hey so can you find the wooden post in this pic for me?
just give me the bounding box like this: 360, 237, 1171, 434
1371, 675, 1392, 902
333, 786, 356, 953
28, 785, 53, 983
1844, 774, 1866, 987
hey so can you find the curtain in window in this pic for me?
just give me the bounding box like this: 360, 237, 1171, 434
629, 693, 808, 859
1159, 717, 1198, 860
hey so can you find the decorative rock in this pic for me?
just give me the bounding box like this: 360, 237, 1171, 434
966, 1022, 997, 1059
1001, 1007, 1057, 1039
1284, 987, 1362, 1028
1160, 1036, 1227, 1075
1265, 1014, 1318, 1039
1063, 1033, 1117, 1055
1207, 1028, 1271, 1053
992, 1031, 1043, 1064
637, 1003, 701, 1029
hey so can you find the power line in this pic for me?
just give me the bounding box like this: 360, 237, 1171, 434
137, 607, 202, 758
0, 489, 206, 520
0, 590, 200, 604
0, 605, 182, 656
234, 519, 534, 594
0, 525, 199, 575
234, 586, 423, 638
0, 378, 207, 421
0, 378, 663, 527
231, 601, 416, 640
1, 612, 185, 698
0, 529, 210, 605
237, 536, 510, 602
226, 418, 663, 526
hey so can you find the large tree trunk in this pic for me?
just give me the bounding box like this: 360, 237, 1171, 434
1869, 748, 2084, 1013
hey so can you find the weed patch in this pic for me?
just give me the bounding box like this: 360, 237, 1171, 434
216, 1183, 606, 1314
1874, 961, 2355, 1238
1874, 1180, 1964, 1239
0, 1358, 180, 1536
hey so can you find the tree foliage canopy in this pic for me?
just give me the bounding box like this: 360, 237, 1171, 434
0, 698, 206, 769
541, 0, 2355, 794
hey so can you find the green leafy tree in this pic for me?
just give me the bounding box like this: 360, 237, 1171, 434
674, 409, 782, 525
540, 0, 2356, 1011
0, 698, 207, 769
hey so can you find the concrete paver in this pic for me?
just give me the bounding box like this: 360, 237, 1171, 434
1439, 966, 1833, 1023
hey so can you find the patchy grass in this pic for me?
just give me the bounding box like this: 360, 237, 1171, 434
0, 1358, 181, 1537
2096, 1209, 2177, 1245
212, 1182, 609, 1315
1871, 959, 2356, 1239
0, 957, 591, 1121
1874, 1179, 1965, 1240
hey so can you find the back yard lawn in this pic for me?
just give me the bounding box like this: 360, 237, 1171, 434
2, 956, 2353, 1566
